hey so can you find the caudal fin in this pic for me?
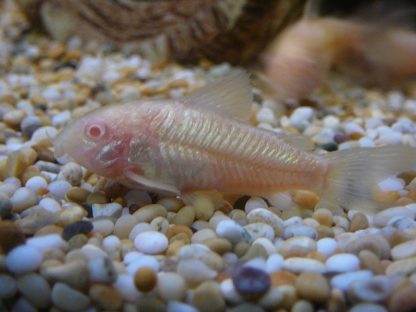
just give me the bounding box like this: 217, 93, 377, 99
319, 145, 416, 214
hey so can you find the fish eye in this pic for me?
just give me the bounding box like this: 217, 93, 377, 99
85, 123, 106, 141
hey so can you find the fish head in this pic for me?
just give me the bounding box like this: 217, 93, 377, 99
54, 105, 131, 178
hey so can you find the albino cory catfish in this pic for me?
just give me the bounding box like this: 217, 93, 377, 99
54, 71, 416, 213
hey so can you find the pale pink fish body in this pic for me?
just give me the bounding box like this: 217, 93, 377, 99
54, 71, 416, 212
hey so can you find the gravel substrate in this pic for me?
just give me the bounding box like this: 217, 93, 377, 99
2, 2, 416, 312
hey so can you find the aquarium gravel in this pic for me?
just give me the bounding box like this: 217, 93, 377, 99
2, 3, 416, 312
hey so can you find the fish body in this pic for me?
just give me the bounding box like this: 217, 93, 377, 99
54, 71, 416, 212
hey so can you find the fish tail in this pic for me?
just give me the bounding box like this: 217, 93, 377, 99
319, 145, 416, 214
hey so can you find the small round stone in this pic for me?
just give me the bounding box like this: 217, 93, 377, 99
345, 235, 391, 259
326, 253, 360, 273
172, 205, 195, 226
57, 162, 83, 185
134, 231, 168, 254
10, 187, 37, 212
17, 273, 51, 309
313, 208, 333, 226
92, 218, 114, 237
25, 176, 48, 193
157, 272, 187, 301
348, 276, 393, 303
134, 266, 157, 292
51, 282, 91, 312
350, 303, 387, 312
193, 281, 226, 312
62, 220, 93, 241
89, 284, 123, 311
232, 266, 270, 298
177, 259, 217, 284
114, 214, 137, 239
133, 204, 167, 222
350, 212, 369, 232
331, 270, 373, 291
294, 190, 319, 210
6, 245, 42, 274
0, 220, 26, 253
391, 239, 416, 260
48, 180, 71, 199
295, 272, 330, 303
89, 256, 118, 284
203, 237, 232, 255
283, 257, 326, 273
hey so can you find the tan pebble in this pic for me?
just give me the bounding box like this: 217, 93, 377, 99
172, 206, 195, 226
358, 250, 384, 275
234, 241, 250, 258
192, 195, 215, 221
134, 267, 158, 292
203, 237, 232, 255
57, 204, 87, 226
48, 44, 65, 59
170, 232, 190, 244
391, 239, 416, 260
349, 212, 369, 232
306, 251, 326, 262
408, 189, 416, 201
4, 109, 26, 126
191, 228, 216, 244
34, 225, 63, 236
0, 158, 7, 180
193, 281, 225, 312
349, 132, 363, 140
278, 285, 298, 309
89, 284, 123, 311
345, 234, 391, 259
389, 231, 409, 247
114, 214, 137, 239
157, 197, 184, 212
374, 190, 400, 205
67, 234, 88, 250
313, 208, 333, 226
16, 210, 58, 235
386, 257, 416, 275
166, 239, 188, 256
280, 206, 301, 220
58, 162, 83, 185
43, 249, 65, 262
0, 220, 26, 253
271, 271, 297, 287
151, 216, 169, 234
65, 187, 90, 203
7, 147, 37, 178
21, 166, 41, 185
133, 204, 167, 223
291, 300, 314, 312
278, 236, 316, 258
327, 288, 347, 312
389, 284, 416, 312
86, 191, 107, 204
317, 225, 334, 239
295, 272, 330, 303
293, 190, 319, 209
166, 224, 193, 239
241, 243, 269, 260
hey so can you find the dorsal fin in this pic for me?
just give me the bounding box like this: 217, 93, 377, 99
182, 69, 253, 121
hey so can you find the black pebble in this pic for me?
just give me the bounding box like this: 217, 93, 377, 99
320, 142, 338, 152
232, 266, 271, 298
62, 220, 93, 241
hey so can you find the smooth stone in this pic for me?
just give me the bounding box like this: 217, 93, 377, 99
350, 303, 387, 312
386, 257, 416, 275
191, 228, 217, 244
317, 237, 338, 257
216, 220, 251, 243
127, 254, 160, 275
0, 220, 26, 252
62, 220, 93, 241
92, 202, 122, 218
51, 282, 91, 312
6, 245, 42, 274
172, 205, 195, 226
348, 276, 393, 303
245, 197, 268, 213
326, 253, 360, 273
89, 284, 123, 311
134, 266, 157, 292
41, 260, 89, 290
232, 266, 270, 297
27, 233, 67, 253
89, 256, 118, 283
133, 204, 167, 222
203, 237, 232, 255
246, 208, 284, 234
177, 259, 217, 284
134, 231, 168, 254
295, 272, 330, 303
243, 223, 275, 241
391, 239, 416, 260
157, 197, 184, 212
258, 287, 284, 309
16, 209, 58, 235
0, 274, 17, 298
81, 244, 108, 259
113, 274, 142, 302
128, 222, 155, 241
192, 281, 226, 312
11, 297, 37, 312
278, 236, 316, 258
283, 257, 326, 273
157, 272, 187, 301
167, 301, 198, 312
10, 187, 37, 212
331, 270, 373, 291
220, 278, 244, 305
92, 218, 114, 237
241, 242, 269, 260
178, 244, 223, 271
282, 224, 317, 239
344, 234, 391, 259
374, 206, 415, 227
229, 303, 265, 312
124, 189, 152, 208
266, 254, 284, 273
57, 204, 87, 226
114, 214, 137, 239
17, 273, 51, 309
48, 180, 71, 199
253, 237, 276, 255
389, 284, 416, 312
292, 300, 314, 312
25, 176, 48, 193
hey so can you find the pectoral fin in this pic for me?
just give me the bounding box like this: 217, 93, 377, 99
124, 168, 180, 195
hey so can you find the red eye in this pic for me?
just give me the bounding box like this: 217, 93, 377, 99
86, 123, 106, 140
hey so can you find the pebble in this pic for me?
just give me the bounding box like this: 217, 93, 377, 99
177, 259, 217, 284
124, 189, 152, 208
167, 301, 198, 312
348, 276, 393, 303
331, 270, 373, 291
232, 266, 270, 298
278, 236, 316, 258
21, 115, 43, 137
89, 256, 118, 283
0, 197, 13, 219
89, 284, 123, 311
133, 203, 167, 222
203, 237, 232, 254
244, 197, 268, 213
220, 278, 244, 305
388, 284, 416, 312
283, 257, 326, 273
244, 222, 274, 241
11, 297, 37, 312
290, 107, 314, 130
0, 274, 17, 299
295, 272, 330, 303
350, 212, 369, 231
51, 282, 91, 312
134, 266, 157, 292
266, 254, 284, 273
62, 220, 93, 241
48, 180, 71, 199
246, 208, 284, 234
25, 176, 48, 193
391, 239, 416, 260
317, 237, 338, 257
17, 273, 51, 309
92, 202, 122, 218
345, 234, 391, 259
0, 220, 26, 252
326, 253, 360, 273
216, 219, 250, 243
114, 214, 138, 239
10, 187, 37, 212
350, 303, 388, 312
179, 244, 223, 271
41, 260, 89, 290
92, 218, 114, 236
282, 224, 317, 239
374, 206, 415, 227
134, 231, 168, 254
173, 205, 195, 226
193, 281, 226, 312
157, 272, 187, 301
57, 162, 83, 185
6, 245, 42, 274
386, 256, 416, 275
27, 233, 67, 253
127, 254, 160, 275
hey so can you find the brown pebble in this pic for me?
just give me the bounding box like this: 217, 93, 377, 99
166, 224, 193, 239
21, 166, 41, 185
89, 284, 123, 311
389, 284, 416, 312
316, 225, 334, 239
270, 271, 297, 287
193, 281, 225, 312
166, 239, 188, 256
313, 208, 333, 226
293, 190, 319, 210
65, 187, 90, 203
7, 147, 37, 178
350, 213, 369, 232
86, 191, 107, 204
359, 250, 384, 274
203, 237, 232, 255
0, 221, 26, 253
295, 272, 330, 304
35, 225, 63, 236
172, 206, 195, 226
134, 267, 157, 292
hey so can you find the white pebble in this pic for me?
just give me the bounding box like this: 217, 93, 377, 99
52, 110, 71, 127
89, 256, 118, 283
377, 126, 402, 144
326, 253, 360, 273
317, 238, 338, 257
10, 187, 37, 212
27, 234, 67, 253
283, 224, 317, 239
92, 219, 114, 237
42, 87, 61, 101
220, 279, 244, 305
31, 126, 58, 143
378, 177, 405, 192
134, 231, 168, 254
323, 115, 340, 129
92, 202, 122, 218
358, 137, 375, 148
244, 223, 275, 241
177, 259, 217, 284
283, 257, 326, 273
114, 274, 142, 302
216, 220, 249, 243
48, 180, 71, 199
290, 107, 314, 130
38, 197, 61, 213
167, 301, 198, 312
81, 244, 108, 259
244, 258, 267, 271
245, 196, 268, 213
266, 254, 284, 273
6, 245, 42, 274
256, 107, 276, 125
25, 176, 48, 192
102, 235, 121, 255
374, 206, 415, 227
344, 122, 365, 135
129, 222, 154, 241
127, 255, 160, 275
331, 270, 373, 291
